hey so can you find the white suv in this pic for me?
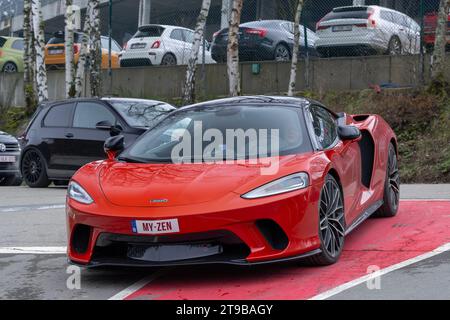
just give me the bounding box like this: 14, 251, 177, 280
120, 24, 215, 67
315, 5, 421, 57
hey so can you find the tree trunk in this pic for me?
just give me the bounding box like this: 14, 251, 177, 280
65, 0, 75, 98
23, 0, 37, 115
74, 2, 92, 97
182, 0, 211, 106
288, 0, 304, 97
31, 0, 48, 103
227, 0, 243, 97
431, 0, 450, 82
89, 0, 102, 97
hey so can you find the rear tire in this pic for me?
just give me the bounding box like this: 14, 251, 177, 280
373, 143, 399, 217
0, 174, 22, 186
303, 174, 345, 266
387, 36, 402, 55
161, 53, 177, 66
21, 149, 51, 188
274, 43, 291, 62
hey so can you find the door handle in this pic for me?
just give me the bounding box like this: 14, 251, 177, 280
65, 133, 74, 138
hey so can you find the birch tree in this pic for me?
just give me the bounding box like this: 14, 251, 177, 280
288, 0, 304, 96
23, 0, 36, 115
74, 2, 93, 97
31, 0, 48, 103
65, 0, 75, 98
227, 0, 243, 97
182, 0, 211, 105
89, 0, 102, 97
431, 0, 450, 82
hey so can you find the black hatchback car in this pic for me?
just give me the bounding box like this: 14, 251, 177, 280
211, 20, 318, 63
19, 97, 175, 188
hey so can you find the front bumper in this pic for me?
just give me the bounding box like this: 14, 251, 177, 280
66, 186, 322, 267
0, 152, 20, 175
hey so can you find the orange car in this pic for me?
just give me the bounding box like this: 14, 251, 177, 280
45, 31, 121, 70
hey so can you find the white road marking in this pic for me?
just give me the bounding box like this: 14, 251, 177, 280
0, 204, 65, 213
0, 247, 67, 254
108, 269, 168, 300
309, 242, 450, 300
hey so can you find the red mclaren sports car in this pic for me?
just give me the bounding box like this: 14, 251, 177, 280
66, 96, 399, 267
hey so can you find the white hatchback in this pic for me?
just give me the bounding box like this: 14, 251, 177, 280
315, 5, 421, 57
119, 24, 215, 67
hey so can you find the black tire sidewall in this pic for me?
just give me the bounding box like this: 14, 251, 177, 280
21, 149, 50, 188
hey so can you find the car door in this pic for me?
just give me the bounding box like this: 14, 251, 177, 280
39, 102, 75, 177
65, 101, 121, 172
168, 29, 186, 65
307, 105, 362, 224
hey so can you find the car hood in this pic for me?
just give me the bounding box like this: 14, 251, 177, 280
98, 155, 304, 207
0, 131, 17, 143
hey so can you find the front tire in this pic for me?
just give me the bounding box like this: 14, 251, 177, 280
373, 143, 399, 217
21, 149, 51, 188
304, 174, 345, 266
2, 62, 18, 73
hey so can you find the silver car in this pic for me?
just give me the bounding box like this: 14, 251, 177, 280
315, 5, 421, 57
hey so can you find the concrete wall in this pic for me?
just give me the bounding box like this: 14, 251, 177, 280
1, 53, 448, 107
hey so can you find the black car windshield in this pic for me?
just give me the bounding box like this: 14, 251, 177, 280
108, 100, 175, 128
121, 104, 312, 163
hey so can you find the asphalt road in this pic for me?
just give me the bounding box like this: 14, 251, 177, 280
0, 185, 449, 300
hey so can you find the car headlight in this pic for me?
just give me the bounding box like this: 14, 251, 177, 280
241, 172, 309, 199
68, 181, 94, 204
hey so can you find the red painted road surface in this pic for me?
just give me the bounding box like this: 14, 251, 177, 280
126, 201, 450, 300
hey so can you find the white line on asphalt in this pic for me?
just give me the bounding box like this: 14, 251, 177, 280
0, 247, 67, 254
108, 269, 168, 300
309, 242, 450, 300
0, 204, 65, 213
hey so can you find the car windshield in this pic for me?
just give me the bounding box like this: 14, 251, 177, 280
108, 100, 175, 128
121, 104, 312, 163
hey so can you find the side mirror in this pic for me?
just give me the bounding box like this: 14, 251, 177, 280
104, 135, 124, 160
96, 120, 113, 131
338, 125, 361, 141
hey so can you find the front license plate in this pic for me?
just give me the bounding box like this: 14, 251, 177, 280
49, 49, 64, 55
132, 219, 180, 234
332, 25, 352, 32
0, 156, 15, 163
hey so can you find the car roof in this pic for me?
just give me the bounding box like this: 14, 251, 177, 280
138, 24, 193, 32
40, 97, 173, 109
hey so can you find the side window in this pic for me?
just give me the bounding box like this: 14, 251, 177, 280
12, 39, 24, 51
73, 102, 116, 129
309, 105, 338, 149
380, 10, 393, 23
170, 29, 184, 41
183, 30, 194, 43
43, 103, 73, 127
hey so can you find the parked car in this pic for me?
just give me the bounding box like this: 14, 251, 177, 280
0, 36, 24, 73
119, 24, 215, 67
19, 98, 175, 188
66, 96, 399, 267
315, 5, 421, 57
211, 20, 318, 63
0, 130, 22, 186
45, 31, 122, 70
423, 10, 450, 52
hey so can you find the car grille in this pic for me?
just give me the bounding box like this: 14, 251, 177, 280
120, 58, 152, 67
1, 142, 20, 152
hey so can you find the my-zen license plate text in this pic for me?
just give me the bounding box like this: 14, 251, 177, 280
0, 156, 15, 163
132, 218, 180, 235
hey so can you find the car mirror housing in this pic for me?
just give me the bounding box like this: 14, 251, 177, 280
338, 125, 361, 141
96, 120, 113, 131
104, 135, 124, 160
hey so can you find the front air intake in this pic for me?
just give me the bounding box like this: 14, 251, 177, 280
71, 224, 92, 254
255, 219, 289, 250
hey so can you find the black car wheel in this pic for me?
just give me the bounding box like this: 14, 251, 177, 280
2, 62, 18, 73
304, 174, 345, 266
21, 149, 51, 188
0, 174, 22, 186
161, 53, 177, 66
373, 144, 399, 217
387, 36, 402, 55
274, 44, 291, 62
